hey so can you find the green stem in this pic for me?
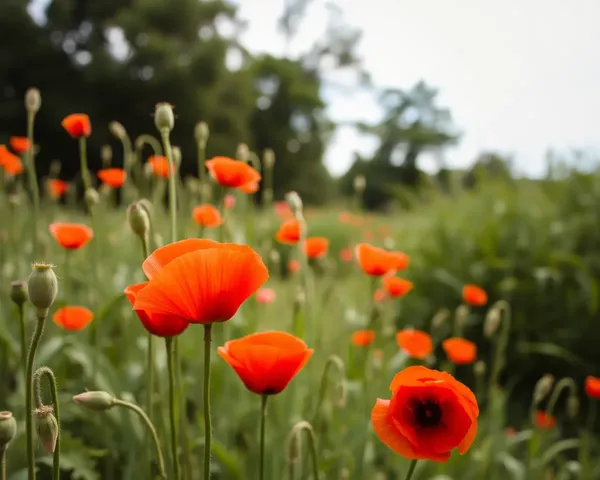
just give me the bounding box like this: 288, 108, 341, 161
580, 400, 597, 480
165, 338, 181, 480
113, 399, 167, 479
259, 395, 268, 480
160, 129, 177, 243
33, 367, 60, 479
197, 143, 206, 203
63, 249, 70, 302
404, 460, 418, 480
1, 449, 5, 480
78, 137, 92, 192
546, 378, 577, 418
218, 187, 225, 242
312, 355, 345, 426
26, 111, 40, 261
18, 305, 27, 381
288, 421, 319, 480
489, 300, 511, 389
203, 324, 213, 480
26, 314, 47, 480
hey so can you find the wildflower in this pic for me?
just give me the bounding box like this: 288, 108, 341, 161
97, 168, 127, 188
218, 331, 313, 395
535, 411, 556, 429
585, 376, 600, 399
49, 223, 93, 250
132, 239, 269, 324
276, 219, 301, 244
239, 181, 259, 194
396, 330, 433, 360
53, 306, 94, 331
355, 243, 395, 276
192, 204, 223, 228
371, 366, 478, 462
148, 155, 172, 178
340, 248, 353, 263
0, 146, 23, 176
274, 201, 293, 219
389, 251, 409, 271
442, 338, 477, 365
224, 194, 236, 209
256, 288, 276, 305
288, 259, 301, 273
48, 179, 68, 199
383, 277, 414, 298
304, 237, 329, 259
205, 156, 261, 189
61, 114, 91, 138
9, 136, 31, 154
462, 284, 487, 306
351, 330, 376, 347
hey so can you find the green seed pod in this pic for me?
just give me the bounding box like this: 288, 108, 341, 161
34, 406, 58, 454
236, 143, 249, 162
25, 87, 41, 113
194, 122, 209, 148
285, 191, 303, 216
108, 121, 127, 141
10, 280, 28, 307
0, 411, 17, 450
483, 307, 502, 338
85, 188, 100, 208
154, 103, 175, 132
73, 391, 116, 411
127, 202, 150, 239
27, 263, 58, 316
263, 149, 275, 169
533, 374, 555, 406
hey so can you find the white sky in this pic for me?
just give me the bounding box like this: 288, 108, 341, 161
235, 0, 600, 176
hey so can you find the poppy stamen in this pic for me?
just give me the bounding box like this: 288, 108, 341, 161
413, 399, 442, 428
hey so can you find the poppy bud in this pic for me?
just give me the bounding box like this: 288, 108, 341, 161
286, 191, 303, 215
25, 87, 42, 113
27, 263, 58, 317
263, 149, 275, 169
10, 280, 28, 307
127, 202, 150, 239
34, 406, 58, 454
172, 146, 182, 168
567, 395, 579, 418
236, 143, 249, 162
0, 411, 17, 451
154, 103, 175, 132
100, 145, 112, 167
194, 121, 209, 149
454, 304, 470, 329
431, 308, 450, 330
108, 121, 127, 140
483, 307, 502, 338
85, 188, 100, 209
353, 174, 366, 193
473, 360, 486, 377
533, 374, 555, 406
73, 391, 116, 411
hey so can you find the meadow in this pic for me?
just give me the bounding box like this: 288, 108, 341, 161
0, 97, 599, 480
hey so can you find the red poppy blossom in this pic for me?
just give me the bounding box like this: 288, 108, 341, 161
304, 237, 329, 259
256, 288, 276, 305
239, 181, 259, 194
372, 366, 479, 462
340, 248, 353, 263
148, 156, 173, 178
585, 376, 600, 399
462, 284, 487, 306
97, 168, 127, 188
49, 223, 93, 250
218, 331, 313, 395
288, 259, 300, 273
351, 330, 376, 347
205, 157, 261, 189
48, 179, 68, 199
192, 204, 223, 228
275, 201, 293, 219
53, 306, 94, 331
124, 283, 189, 337
389, 251, 409, 271
355, 243, 396, 276
9, 136, 31, 154
133, 239, 269, 324
442, 338, 477, 365
535, 411, 556, 429
224, 194, 236, 209
276, 219, 301, 244
0, 146, 24, 176
383, 277, 414, 298
61, 114, 91, 138
396, 330, 433, 360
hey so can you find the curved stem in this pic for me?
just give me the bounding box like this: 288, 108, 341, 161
26, 314, 47, 480
26, 111, 40, 260
546, 378, 578, 418
288, 421, 319, 480
135, 135, 163, 157
165, 338, 181, 480
160, 129, 177, 243
33, 367, 60, 479
259, 395, 268, 480
113, 399, 167, 479
404, 459, 418, 480
18, 305, 27, 380
203, 324, 213, 480
312, 355, 345, 425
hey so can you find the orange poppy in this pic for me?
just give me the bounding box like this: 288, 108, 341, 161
239, 181, 259, 194
192, 204, 223, 228
256, 287, 276, 305
535, 411, 556, 429
97, 168, 127, 188
218, 331, 313, 395
133, 239, 269, 324
351, 330, 376, 347
124, 283, 189, 337
442, 338, 477, 365
224, 194, 236, 209
0, 146, 23, 176
585, 376, 600, 399
340, 248, 353, 263
288, 259, 300, 273
52, 306, 94, 331
462, 284, 487, 306
389, 251, 409, 271
355, 243, 395, 276
371, 365, 478, 462
304, 237, 329, 259
61, 114, 91, 138
275, 219, 301, 244
374, 289, 386, 303
274, 201, 293, 219
205, 157, 261, 188
49, 223, 93, 250
148, 155, 172, 178
396, 330, 433, 360
9, 136, 31, 154
48, 179, 68, 199
383, 277, 414, 297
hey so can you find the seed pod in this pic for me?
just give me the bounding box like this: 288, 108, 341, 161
263, 149, 275, 169
533, 374, 555, 406
25, 87, 41, 113
34, 406, 58, 454
73, 391, 116, 411
0, 411, 17, 450
154, 103, 175, 132
10, 280, 28, 307
85, 188, 100, 208
27, 263, 58, 316
108, 121, 127, 140
483, 307, 502, 338
194, 122, 209, 148
127, 202, 150, 239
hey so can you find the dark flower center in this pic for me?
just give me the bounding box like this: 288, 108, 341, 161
413, 399, 442, 428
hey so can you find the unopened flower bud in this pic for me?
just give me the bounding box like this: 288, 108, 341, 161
454, 304, 470, 329
286, 191, 303, 215
85, 188, 100, 208
263, 149, 275, 169
100, 145, 112, 167
567, 395, 579, 418
25, 87, 41, 113
533, 374, 555, 406
194, 122, 209, 149
483, 308, 502, 338
474, 361, 486, 377
172, 146, 181, 168
127, 202, 150, 239
34, 406, 58, 454
73, 391, 116, 411
431, 308, 450, 330
0, 412, 17, 451
154, 103, 175, 132
236, 143, 249, 162
27, 263, 58, 317
353, 174, 366, 193
108, 121, 127, 140
10, 281, 28, 307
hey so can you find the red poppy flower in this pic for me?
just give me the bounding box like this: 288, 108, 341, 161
192, 204, 223, 228
351, 330, 376, 347
304, 237, 329, 259
372, 366, 479, 462
9, 136, 31, 154
442, 338, 477, 365
239, 181, 259, 194
48, 179, 68, 199
61, 114, 91, 138
355, 243, 395, 276
148, 156, 173, 178
0, 146, 23, 176
535, 411, 556, 429
53, 306, 94, 331
288, 259, 300, 273
98, 168, 127, 188
256, 288, 276, 305
224, 194, 236, 209
462, 284, 487, 306
218, 331, 312, 395
49, 223, 93, 250
275, 202, 293, 219
396, 330, 433, 360
124, 283, 189, 337
205, 157, 261, 188
389, 251, 409, 271
340, 248, 353, 263
276, 219, 301, 244
383, 277, 414, 298
585, 376, 600, 399
133, 239, 269, 324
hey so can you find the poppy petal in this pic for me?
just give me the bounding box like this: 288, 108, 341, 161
371, 399, 419, 459
142, 238, 220, 279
